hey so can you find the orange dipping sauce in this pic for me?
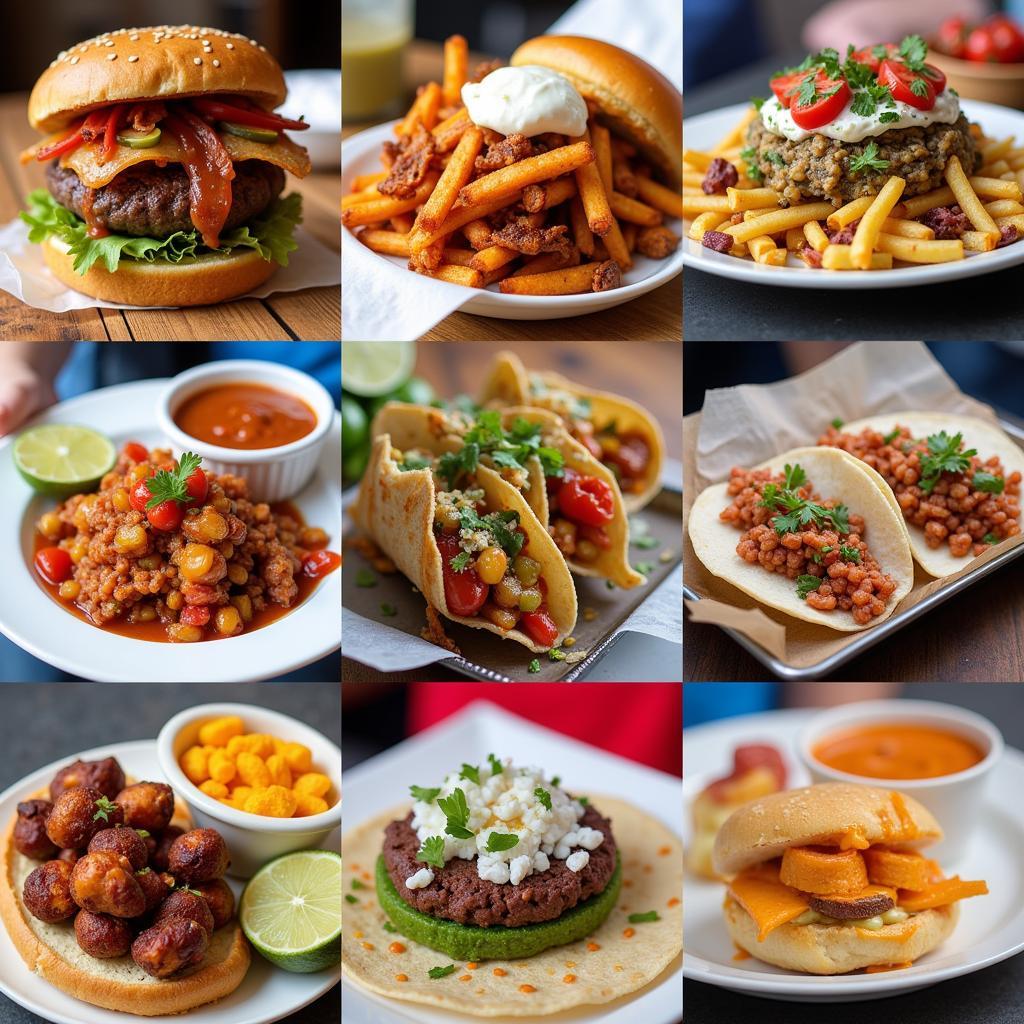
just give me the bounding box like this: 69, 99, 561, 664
174, 382, 317, 450
813, 723, 985, 780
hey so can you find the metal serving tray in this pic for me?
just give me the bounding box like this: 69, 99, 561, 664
684, 417, 1024, 681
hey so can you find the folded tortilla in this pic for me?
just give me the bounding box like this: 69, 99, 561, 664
352, 431, 577, 652
821, 412, 1024, 578
688, 447, 915, 631
479, 350, 664, 513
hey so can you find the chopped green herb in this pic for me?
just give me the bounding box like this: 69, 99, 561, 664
459, 763, 480, 785
878, 111, 900, 123
417, 835, 446, 869
380, 602, 397, 617
449, 550, 473, 573
831, 417, 844, 429
984, 532, 1000, 545
487, 753, 503, 775
550, 775, 561, 787
438, 788, 473, 839
633, 535, 660, 549
93, 796, 117, 823
634, 561, 654, 575
920, 432, 975, 493
534, 787, 552, 811
549, 648, 566, 662
972, 471, 1005, 494
751, 96, 766, 112
628, 910, 661, 924
849, 141, 890, 175
355, 568, 377, 588
528, 658, 541, 674
839, 545, 862, 562
142, 452, 202, 511
458, 506, 524, 558
383, 921, 397, 933
739, 146, 764, 183
485, 832, 520, 853
397, 455, 432, 472
883, 427, 902, 445
765, 150, 785, 166
796, 575, 823, 600
345, 894, 358, 904
577, 796, 589, 806
605, 579, 616, 590
351, 879, 366, 890
428, 965, 456, 979
410, 785, 442, 803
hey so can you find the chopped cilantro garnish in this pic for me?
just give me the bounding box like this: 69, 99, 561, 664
972, 471, 1005, 494
634, 535, 660, 549
351, 879, 366, 890
534, 787, 552, 810
628, 910, 661, 924
831, 417, 844, 429
345, 894, 358, 904
437, 788, 473, 839
883, 427, 902, 445
417, 835, 446, 869
141, 452, 202, 511
487, 753, 503, 775
380, 602, 397, 617
740, 146, 764, 183
428, 965, 456, 979
984, 532, 1000, 544
920, 432, 975, 493
355, 568, 376, 588
849, 141, 890, 175
634, 561, 655, 575
550, 775, 561, 787
410, 785, 442, 803
459, 763, 480, 785
484, 832, 519, 853
760, 468, 851, 536
449, 550, 473, 573
765, 150, 785, 166
92, 796, 117, 822
878, 111, 900, 123
549, 648, 566, 662
751, 95, 766, 112
398, 454, 432, 472
796, 575, 823, 600
839, 545, 862, 562
528, 658, 541, 674
458, 506, 524, 558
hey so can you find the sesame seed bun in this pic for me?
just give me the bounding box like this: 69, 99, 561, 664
712, 784, 943, 878
29, 25, 287, 133
510, 35, 682, 189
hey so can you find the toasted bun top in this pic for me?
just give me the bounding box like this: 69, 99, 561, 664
712, 783, 943, 876
30, 26, 287, 133
510, 35, 682, 189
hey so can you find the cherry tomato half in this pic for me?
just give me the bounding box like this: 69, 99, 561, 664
789, 73, 852, 131
879, 58, 945, 110
557, 471, 615, 527
769, 70, 810, 109
35, 546, 72, 584
520, 609, 559, 648
146, 499, 183, 533
185, 468, 209, 506
933, 18, 968, 60
123, 441, 149, 463
437, 532, 489, 617
129, 476, 154, 513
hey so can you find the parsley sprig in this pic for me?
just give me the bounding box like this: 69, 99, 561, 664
758, 464, 851, 536
142, 452, 202, 510
416, 835, 445, 869
457, 506, 525, 559
437, 788, 474, 839
919, 432, 976, 494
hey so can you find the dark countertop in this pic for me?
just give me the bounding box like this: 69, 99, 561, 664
0, 682, 340, 1024
684, 56, 1024, 341
685, 682, 1024, 1021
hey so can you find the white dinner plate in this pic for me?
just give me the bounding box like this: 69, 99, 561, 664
0, 739, 341, 1024
0, 379, 341, 682
341, 701, 683, 1024
342, 122, 683, 320
683, 708, 1024, 1002
682, 98, 1024, 288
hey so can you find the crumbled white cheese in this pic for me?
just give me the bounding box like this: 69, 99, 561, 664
458, 527, 491, 553
509, 855, 533, 885
565, 850, 590, 872
405, 868, 434, 889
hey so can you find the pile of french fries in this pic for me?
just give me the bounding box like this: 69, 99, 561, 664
684, 106, 1024, 270
342, 35, 682, 295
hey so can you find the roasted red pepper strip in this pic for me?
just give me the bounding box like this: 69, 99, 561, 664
164, 110, 236, 249
190, 96, 309, 131
33, 124, 86, 162
100, 104, 126, 165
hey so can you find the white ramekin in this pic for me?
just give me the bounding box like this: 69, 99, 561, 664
157, 702, 341, 878
797, 699, 1003, 864
157, 360, 335, 502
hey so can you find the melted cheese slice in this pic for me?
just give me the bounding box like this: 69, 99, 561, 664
728, 872, 809, 942
29, 131, 311, 188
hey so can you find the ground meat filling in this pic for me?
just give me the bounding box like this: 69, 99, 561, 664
719, 467, 898, 624
747, 114, 980, 208
818, 425, 1022, 556
382, 804, 617, 928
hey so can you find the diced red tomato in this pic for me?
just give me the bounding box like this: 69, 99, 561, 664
769, 70, 810, 109
520, 609, 559, 648
790, 73, 852, 130
605, 434, 651, 480
934, 18, 968, 59
129, 476, 154, 513
302, 549, 341, 579
575, 430, 604, 461
879, 58, 945, 110
851, 42, 899, 71
123, 442, 149, 463
436, 532, 489, 617
985, 16, 1024, 63
179, 606, 210, 627
185, 467, 209, 506
556, 470, 615, 527
579, 523, 612, 550
35, 547, 73, 584
146, 499, 183, 532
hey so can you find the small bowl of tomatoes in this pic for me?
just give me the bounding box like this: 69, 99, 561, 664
929, 14, 1024, 108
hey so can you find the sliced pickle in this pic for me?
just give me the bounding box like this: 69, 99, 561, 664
116, 127, 162, 149
219, 121, 279, 144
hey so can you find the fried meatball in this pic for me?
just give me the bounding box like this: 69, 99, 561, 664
50, 757, 126, 802
14, 800, 58, 860
132, 917, 209, 978
135, 868, 173, 914
154, 889, 214, 935
115, 783, 174, 832
46, 787, 124, 850
191, 878, 235, 930
70, 851, 146, 918
168, 829, 229, 883
88, 826, 149, 870
150, 826, 184, 872
23, 860, 77, 923
74, 909, 133, 958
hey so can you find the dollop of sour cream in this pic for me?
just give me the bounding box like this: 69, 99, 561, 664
461, 65, 588, 138
759, 89, 960, 144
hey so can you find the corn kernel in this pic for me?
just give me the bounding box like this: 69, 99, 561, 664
180, 746, 210, 785
293, 772, 331, 798
198, 715, 244, 747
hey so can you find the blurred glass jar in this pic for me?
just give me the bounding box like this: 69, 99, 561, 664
342, 0, 414, 122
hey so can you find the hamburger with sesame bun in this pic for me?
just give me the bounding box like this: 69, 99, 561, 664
712, 783, 988, 975
19, 25, 311, 307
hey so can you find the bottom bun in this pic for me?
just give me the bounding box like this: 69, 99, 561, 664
0, 797, 250, 1015
43, 235, 278, 307
724, 897, 959, 975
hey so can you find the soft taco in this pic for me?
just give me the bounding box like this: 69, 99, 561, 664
371, 402, 644, 589
688, 447, 914, 631
479, 350, 664, 513
341, 756, 682, 1017
351, 427, 577, 653
817, 412, 1023, 578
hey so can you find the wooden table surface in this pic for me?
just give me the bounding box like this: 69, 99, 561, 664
342, 42, 682, 342
342, 339, 682, 682
0, 95, 340, 340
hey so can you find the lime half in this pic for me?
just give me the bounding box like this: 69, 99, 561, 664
342, 341, 415, 397
240, 850, 341, 973
14, 425, 116, 498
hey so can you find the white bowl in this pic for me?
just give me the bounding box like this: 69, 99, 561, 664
797, 699, 1003, 864
157, 360, 335, 502
157, 702, 341, 878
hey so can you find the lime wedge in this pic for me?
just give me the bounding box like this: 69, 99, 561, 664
240, 850, 341, 973
342, 341, 415, 397
13, 425, 116, 498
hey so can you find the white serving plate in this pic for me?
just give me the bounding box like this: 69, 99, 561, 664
682, 98, 1024, 288
683, 708, 1024, 1002
0, 739, 340, 1024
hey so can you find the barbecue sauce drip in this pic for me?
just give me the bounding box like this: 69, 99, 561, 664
80, 190, 109, 239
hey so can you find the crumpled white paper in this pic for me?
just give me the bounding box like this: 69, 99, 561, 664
0, 218, 340, 312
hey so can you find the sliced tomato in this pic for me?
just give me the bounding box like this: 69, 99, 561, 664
520, 609, 559, 648
769, 70, 810, 109
934, 17, 968, 59
123, 442, 149, 463
790, 73, 852, 130
879, 58, 945, 109
851, 42, 899, 72
436, 532, 489, 617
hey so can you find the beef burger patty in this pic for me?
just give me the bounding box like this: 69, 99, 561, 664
45, 160, 286, 238
383, 803, 618, 928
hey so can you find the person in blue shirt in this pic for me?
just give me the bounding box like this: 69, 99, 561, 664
685, 0, 764, 89
0, 342, 340, 683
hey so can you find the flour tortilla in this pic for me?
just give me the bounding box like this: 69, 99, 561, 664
824, 412, 1024, 578
351, 430, 577, 652
688, 446, 915, 631
479, 350, 665, 513
341, 795, 682, 1017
